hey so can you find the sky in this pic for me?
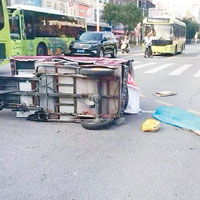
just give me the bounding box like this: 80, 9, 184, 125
152, 0, 200, 21
153, 0, 200, 8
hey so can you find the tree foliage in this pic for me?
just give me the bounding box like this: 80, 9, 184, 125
102, 3, 142, 32
182, 18, 199, 40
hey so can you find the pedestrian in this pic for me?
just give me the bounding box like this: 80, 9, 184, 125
144, 33, 153, 58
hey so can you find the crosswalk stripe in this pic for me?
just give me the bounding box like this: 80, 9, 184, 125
134, 62, 156, 70
169, 64, 192, 76
145, 63, 173, 74
134, 61, 140, 64
194, 69, 200, 77
134, 53, 144, 56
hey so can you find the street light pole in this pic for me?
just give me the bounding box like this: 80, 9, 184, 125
137, 0, 139, 7
96, 0, 100, 32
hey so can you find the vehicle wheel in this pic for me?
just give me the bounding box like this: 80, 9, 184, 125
174, 45, 177, 55
82, 118, 114, 130
111, 48, 117, 58
98, 49, 104, 57
147, 49, 149, 57
80, 67, 114, 76
37, 44, 47, 56
180, 45, 184, 54
144, 49, 147, 58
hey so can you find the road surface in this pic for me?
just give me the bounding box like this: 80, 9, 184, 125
1, 44, 200, 200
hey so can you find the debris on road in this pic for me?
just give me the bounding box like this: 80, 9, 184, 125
153, 91, 177, 97
153, 106, 200, 133
141, 118, 160, 132
124, 73, 140, 114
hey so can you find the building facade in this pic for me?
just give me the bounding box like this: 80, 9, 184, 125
7, 0, 109, 25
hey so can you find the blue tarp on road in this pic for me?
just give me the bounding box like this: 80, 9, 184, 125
153, 106, 200, 131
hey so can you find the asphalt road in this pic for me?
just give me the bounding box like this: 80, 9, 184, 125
1, 45, 200, 200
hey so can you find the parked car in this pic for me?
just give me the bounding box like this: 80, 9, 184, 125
69, 31, 118, 58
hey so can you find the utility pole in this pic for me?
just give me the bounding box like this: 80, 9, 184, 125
96, 0, 100, 32
136, 0, 139, 8
141, 0, 146, 17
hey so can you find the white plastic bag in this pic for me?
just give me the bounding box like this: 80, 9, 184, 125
124, 73, 140, 114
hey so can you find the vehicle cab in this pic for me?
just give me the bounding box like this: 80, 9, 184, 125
0, 0, 11, 70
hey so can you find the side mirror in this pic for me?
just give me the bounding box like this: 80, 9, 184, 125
75, 35, 80, 40
102, 37, 107, 42
12, 10, 20, 18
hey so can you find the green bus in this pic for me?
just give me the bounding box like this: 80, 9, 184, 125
0, 0, 11, 70
143, 16, 186, 55
0, 0, 86, 64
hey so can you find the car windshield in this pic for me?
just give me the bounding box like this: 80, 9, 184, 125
0, 0, 4, 30
80, 32, 102, 41
145, 24, 173, 39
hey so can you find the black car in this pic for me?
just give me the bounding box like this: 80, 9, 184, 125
69, 31, 118, 57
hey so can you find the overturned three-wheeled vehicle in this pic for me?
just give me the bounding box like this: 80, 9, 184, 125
0, 56, 134, 130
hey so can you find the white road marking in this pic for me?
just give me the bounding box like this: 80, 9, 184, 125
169, 64, 192, 76
145, 63, 174, 74
140, 93, 147, 98
141, 110, 155, 113
194, 69, 200, 77
134, 62, 156, 70
186, 109, 200, 116
134, 53, 144, 56
134, 61, 140, 64
155, 100, 173, 106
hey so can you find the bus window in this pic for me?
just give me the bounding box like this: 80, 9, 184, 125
24, 11, 35, 39
9, 16, 21, 39
34, 12, 48, 37
145, 24, 172, 39
45, 14, 85, 38
0, 0, 4, 30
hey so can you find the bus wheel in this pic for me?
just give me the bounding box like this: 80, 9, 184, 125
180, 45, 184, 54
37, 44, 47, 56
174, 45, 177, 55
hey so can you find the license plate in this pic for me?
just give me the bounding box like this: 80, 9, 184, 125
77, 49, 84, 53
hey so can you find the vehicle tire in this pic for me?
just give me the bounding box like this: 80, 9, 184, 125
147, 49, 149, 57
37, 44, 48, 56
98, 48, 104, 57
80, 68, 114, 76
82, 118, 114, 130
144, 49, 147, 58
174, 45, 177, 55
180, 45, 184, 54
111, 48, 117, 58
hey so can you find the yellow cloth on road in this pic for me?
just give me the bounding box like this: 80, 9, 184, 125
141, 118, 160, 132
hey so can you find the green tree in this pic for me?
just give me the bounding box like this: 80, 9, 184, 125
182, 18, 199, 40
102, 3, 142, 33
101, 3, 121, 27
120, 3, 142, 32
